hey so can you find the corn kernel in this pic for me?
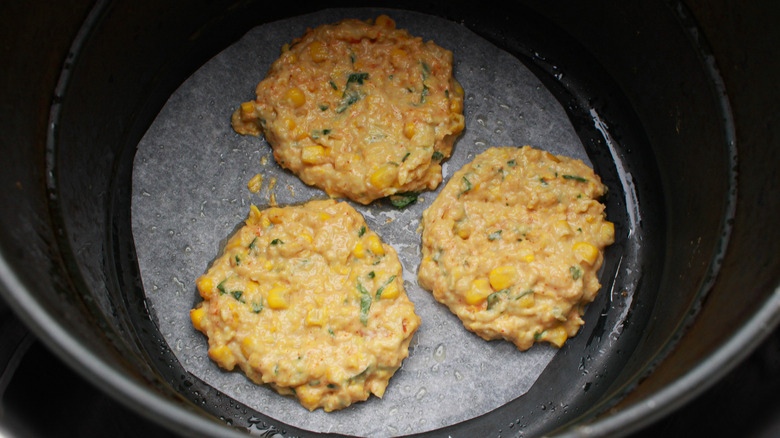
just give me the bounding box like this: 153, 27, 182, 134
367, 235, 384, 256
209, 345, 235, 369
282, 117, 296, 131
375, 14, 395, 29
308, 40, 328, 62
285, 87, 306, 108
266, 207, 284, 224
301, 233, 313, 243
380, 281, 399, 299
390, 48, 407, 67
489, 266, 517, 291
353, 241, 366, 258
264, 260, 273, 270
369, 164, 397, 189
246, 281, 260, 296
573, 242, 599, 265
517, 292, 535, 308
196, 276, 214, 299
247, 204, 263, 225
190, 307, 207, 331
296, 384, 320, 409
240, 101, 255, 116
301, 145, 325, 164
226, 237, 245, 250
465, 278, 492, 305
319, 212, 331, 221
260, 216, 272, 228
267, 287, 289, 309
306, 308, 326, 326
452, 79, 464, 96
241, 336, 259, 358
450, 97, 463, 113
554, 220, 572, 236
348, 352, 367, 369
522, 252, 535, 263
545, 326, 568, 348
454, 221, 470, 239
600, 221, 615, 243
403, 123, 416, 139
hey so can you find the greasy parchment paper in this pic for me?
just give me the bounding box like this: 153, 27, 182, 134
132, 8, 587, 437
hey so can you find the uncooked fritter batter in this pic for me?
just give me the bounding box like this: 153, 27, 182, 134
418, 146, 614, 350
191, 200, 420, 411
232, 15, 465, 204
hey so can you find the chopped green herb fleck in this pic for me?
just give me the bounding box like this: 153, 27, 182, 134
349, 52, 356, 64
445, 89, 450, 98
271, 239, 284, 245
251, 300, 263, 313
421, 61, 431, 78
349, 366, 371, 382
539, 177, 548, 186
488, 230, 503, 241
401, 152, 411, 162
389, 192, 418, 208
356, 282, 372, 326
327, 328, 335, 337
217, 278, 228, 294
577, 227, 583, 232
346, 72, 369, 85
570, 266, 583, 281
375, 275, 397, 300
248, 237, 258, 250
327, 383, 337, 389
487, 288, 510, 310
368, 271, 375, 279
358, 226, 366, 237
515, 289, 534, 300
461, 176, 473, 194
311, 129, 332, 139
319, 104, 329, 111
534, 330, 546, 341
507, 160, 517, 167
432, 151, 444, 161
563, 174, 588, 182
235, 254, 241, 265
420, 84, 429, 104
388, 161, 400, 166
336, 89, 364, 113
329, 80, 338, 90
231, 290, 243, 302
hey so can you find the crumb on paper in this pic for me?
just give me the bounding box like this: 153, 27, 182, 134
261, 155, 269, 166
248, 174, 264, 193
288, 184, 296, 197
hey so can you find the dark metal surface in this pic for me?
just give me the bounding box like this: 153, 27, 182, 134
0, 0, 777, 437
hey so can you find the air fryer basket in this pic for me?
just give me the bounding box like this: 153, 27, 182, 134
0, 0, 777, 437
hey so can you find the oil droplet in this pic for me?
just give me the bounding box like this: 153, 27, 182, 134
433, 343, 446, 362
454, 370, 464, 381
415, 387, 427, 400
